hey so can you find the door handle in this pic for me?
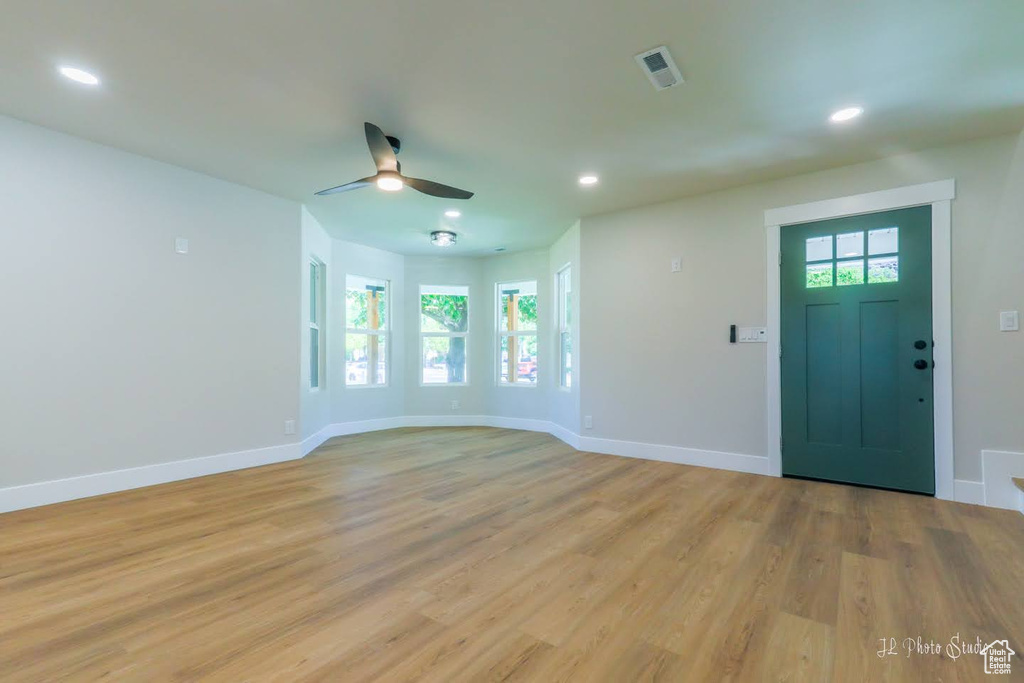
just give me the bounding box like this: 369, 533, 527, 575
913, 359, 929, 370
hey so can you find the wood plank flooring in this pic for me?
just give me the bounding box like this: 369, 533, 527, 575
1, 427, 1022, 682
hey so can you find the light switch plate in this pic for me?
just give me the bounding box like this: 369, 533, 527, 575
174, 237, 189, 254
737, 326, 767, 343
1000, 311, 1019, 332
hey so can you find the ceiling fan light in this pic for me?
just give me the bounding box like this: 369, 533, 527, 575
376, 175, 404, 192
431, 231, 457, 247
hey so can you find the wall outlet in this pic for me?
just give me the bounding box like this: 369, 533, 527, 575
284, 419, 296, 435
450, 400, 460, 411
671, 257, 682, 273
174, 237, 189, 254
999, 310, 1019, 332
584, 415, 593, 429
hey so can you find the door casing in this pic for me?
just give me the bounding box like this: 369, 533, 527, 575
763, 180, 955, 500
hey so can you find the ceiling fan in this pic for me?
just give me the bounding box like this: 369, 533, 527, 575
315, 122, 474, 200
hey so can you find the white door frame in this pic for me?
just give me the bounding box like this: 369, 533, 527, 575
763, 179, 956, 500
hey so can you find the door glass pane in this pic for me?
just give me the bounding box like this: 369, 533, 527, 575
868, 256, 899, 283
806, 262, 833, 288
806, 236, 832, 262
836, 232, 864, 258
836, 259, 865, 286
868, 227, 898, 255
422, 336, 467, 383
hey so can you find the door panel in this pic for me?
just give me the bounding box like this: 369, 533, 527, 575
781, 206, 934, 494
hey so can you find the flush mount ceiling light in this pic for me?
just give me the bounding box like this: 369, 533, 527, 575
58, 66, 100, 86
830, 106, 863, 123
444, 209, 461, 218
431, 230, 457, 247
578, 174, 599, 186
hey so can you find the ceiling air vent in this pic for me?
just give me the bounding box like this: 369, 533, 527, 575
635, 46, 684, 91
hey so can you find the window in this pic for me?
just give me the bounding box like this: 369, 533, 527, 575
804, 227, 899, 288
421, 285, 469, 384
497, 281, 538, 385
345, 275, 389, 386
308, 260, 324, 389
557, 267, 572, 388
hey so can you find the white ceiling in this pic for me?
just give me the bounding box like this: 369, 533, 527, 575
2, 0, 1023, 255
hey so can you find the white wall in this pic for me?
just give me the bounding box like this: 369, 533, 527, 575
332, 239, 406, 423
548, 223, 581, 434
300, 208, 333, 439
482, 249, 551, 421
580, 131, 1024, 483
402, 256, 487, 416
0, 115, 301, 488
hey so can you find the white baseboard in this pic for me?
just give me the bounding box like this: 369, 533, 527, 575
547, 422, 581, 449
0, 442, 302, 514
953, 479, 986, 506
577, 435, 771, 476
9, 421, 1015, 516
981, 449, 1024, 511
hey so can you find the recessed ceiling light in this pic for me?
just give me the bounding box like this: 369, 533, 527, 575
59, 66, 100, 86
579, 174, 599, 186
444, 209, 461, 218
376, 174, 404, 192
830, 107, 863, 123
431, 230, 457, 247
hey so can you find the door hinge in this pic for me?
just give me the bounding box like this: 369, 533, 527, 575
780, 436, 784, 452
778, 251, 783, 267
778, 343, 783, 359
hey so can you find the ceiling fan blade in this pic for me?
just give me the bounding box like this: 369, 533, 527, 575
314, 176, 376, 196
365, 122, 398, 172
404, 176, 474, 200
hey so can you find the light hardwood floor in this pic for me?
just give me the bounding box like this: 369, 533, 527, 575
2, 427, 1022, 682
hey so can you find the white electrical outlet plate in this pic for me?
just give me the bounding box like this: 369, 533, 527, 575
450, 400, 460, 411
671, 257, 682, 273
999, 310, 1019, 332
284, 419, 296, 435
174, 237, 189, 254
584, 415, 593, 429
737, 326, 767, 343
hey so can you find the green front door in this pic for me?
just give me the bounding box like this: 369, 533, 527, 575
781, 206, 934, 494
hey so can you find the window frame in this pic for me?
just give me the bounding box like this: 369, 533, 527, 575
556, 265, 572, 390
496, 280, 539, 388
308, 259, 325, 391
344, 274, 390, 389
419, 284, 471, 387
